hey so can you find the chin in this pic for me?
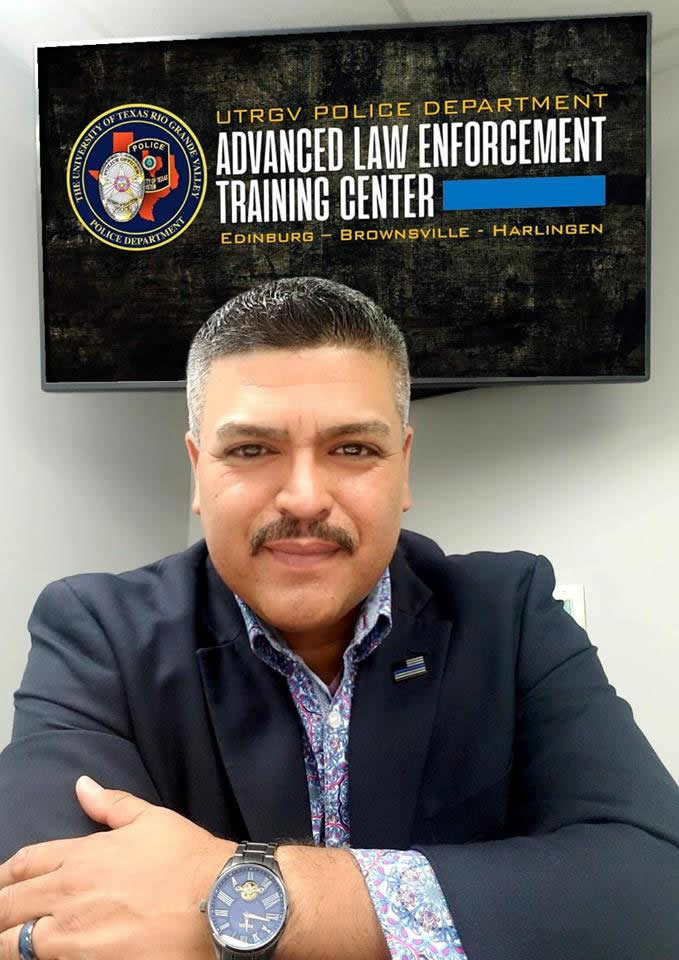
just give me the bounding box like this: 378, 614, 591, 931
254, 593, 346, 632
260, 604, 337, 633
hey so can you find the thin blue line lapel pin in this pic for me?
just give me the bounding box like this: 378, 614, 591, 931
392, 654, 428, 682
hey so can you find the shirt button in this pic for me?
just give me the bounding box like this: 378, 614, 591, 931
328, 708, 341, 729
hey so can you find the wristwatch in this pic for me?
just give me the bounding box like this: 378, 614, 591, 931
201, 841, 289, 960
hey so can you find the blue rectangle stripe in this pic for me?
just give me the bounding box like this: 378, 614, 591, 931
442, 175, 606, 211
394, 666, 427, 681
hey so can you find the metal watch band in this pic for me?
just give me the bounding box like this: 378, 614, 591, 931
218, 946, 277, 960
219, 946, 277, 960
226, 842, 280, 874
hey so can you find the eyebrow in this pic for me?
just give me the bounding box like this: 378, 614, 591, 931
214, 419, 392, 444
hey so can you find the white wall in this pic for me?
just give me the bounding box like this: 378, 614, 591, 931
2, 0, 678, 790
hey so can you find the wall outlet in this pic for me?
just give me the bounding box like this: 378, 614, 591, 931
553, 584, 587, 629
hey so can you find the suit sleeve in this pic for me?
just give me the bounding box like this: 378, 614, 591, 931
0, 579, 161, 861
413, 555, 679, 960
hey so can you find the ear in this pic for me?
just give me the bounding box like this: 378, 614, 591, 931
401, 425, 414, 513
184, 431, 201, 515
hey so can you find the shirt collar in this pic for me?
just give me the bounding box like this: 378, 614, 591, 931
234, 567, 392, 675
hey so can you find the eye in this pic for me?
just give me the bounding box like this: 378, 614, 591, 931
333, 443, 378, 457
226, 444, 270, 458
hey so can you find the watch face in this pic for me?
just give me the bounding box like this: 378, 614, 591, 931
208, 862, 288, 951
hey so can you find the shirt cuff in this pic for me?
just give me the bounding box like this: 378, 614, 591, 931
350, 848, 468, 960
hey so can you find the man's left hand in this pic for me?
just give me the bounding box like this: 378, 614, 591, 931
0, 776, 236, 960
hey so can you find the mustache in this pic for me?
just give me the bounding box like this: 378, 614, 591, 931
251, 517, 356, 555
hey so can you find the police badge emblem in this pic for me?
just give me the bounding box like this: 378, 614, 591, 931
98, 152, 145, 222
67, 103, 206, 250
128, 139, 170, 194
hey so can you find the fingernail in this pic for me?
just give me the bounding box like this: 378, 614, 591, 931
78, 775, 104, 794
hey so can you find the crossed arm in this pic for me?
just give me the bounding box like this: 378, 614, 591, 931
2, 566, 679, 960
0, 777, 388, 960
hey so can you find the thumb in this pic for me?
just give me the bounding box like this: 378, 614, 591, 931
76, 775, 152, 829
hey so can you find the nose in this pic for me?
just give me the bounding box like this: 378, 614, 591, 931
273, 449, 333, 521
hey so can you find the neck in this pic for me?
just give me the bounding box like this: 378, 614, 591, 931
279, 610, 357, 686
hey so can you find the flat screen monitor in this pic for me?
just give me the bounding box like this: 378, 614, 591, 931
36, 13, 650, 392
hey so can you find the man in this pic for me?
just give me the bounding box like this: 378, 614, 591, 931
0, 276, 677, 960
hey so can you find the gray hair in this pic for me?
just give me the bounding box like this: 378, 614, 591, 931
186, 276, 410, 443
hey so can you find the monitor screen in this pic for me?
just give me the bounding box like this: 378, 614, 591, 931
36, 14, 650, 390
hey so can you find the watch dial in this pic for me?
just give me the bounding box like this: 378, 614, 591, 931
208, 863, 287, 950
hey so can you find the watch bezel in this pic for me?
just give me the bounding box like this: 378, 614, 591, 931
207, 860, 289, 953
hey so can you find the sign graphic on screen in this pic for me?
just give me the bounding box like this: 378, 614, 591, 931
67, 105, 207, 249
36, 15, 649, 389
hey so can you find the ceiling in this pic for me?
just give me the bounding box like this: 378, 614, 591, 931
5, 0, 678, 76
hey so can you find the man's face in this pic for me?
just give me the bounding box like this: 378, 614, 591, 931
185, 345, 414, 638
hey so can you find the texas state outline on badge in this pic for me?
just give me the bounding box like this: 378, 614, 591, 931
66, 104, 207, 251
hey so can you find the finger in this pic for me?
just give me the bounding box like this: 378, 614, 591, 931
76, 777, 154, 830
0, 876, 60, 935
0, 843, 72, 891
0, 915, 57, 960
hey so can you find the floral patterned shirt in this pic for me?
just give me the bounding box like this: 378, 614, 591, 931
234, 569, 468, 960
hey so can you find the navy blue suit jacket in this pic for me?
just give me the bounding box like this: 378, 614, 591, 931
1, 529, 678, 959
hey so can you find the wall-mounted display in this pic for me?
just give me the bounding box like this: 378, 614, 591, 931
36, 14, 650, 391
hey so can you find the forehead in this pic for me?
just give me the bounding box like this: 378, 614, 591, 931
201, 345, 399, 429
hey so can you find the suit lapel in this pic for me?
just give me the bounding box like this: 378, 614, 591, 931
196, 559, 312, 843
349, 548, 453, 849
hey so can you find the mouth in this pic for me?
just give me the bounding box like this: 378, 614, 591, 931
264, 539, 342, 567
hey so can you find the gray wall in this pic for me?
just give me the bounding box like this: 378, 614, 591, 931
4, 0, 679, 788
